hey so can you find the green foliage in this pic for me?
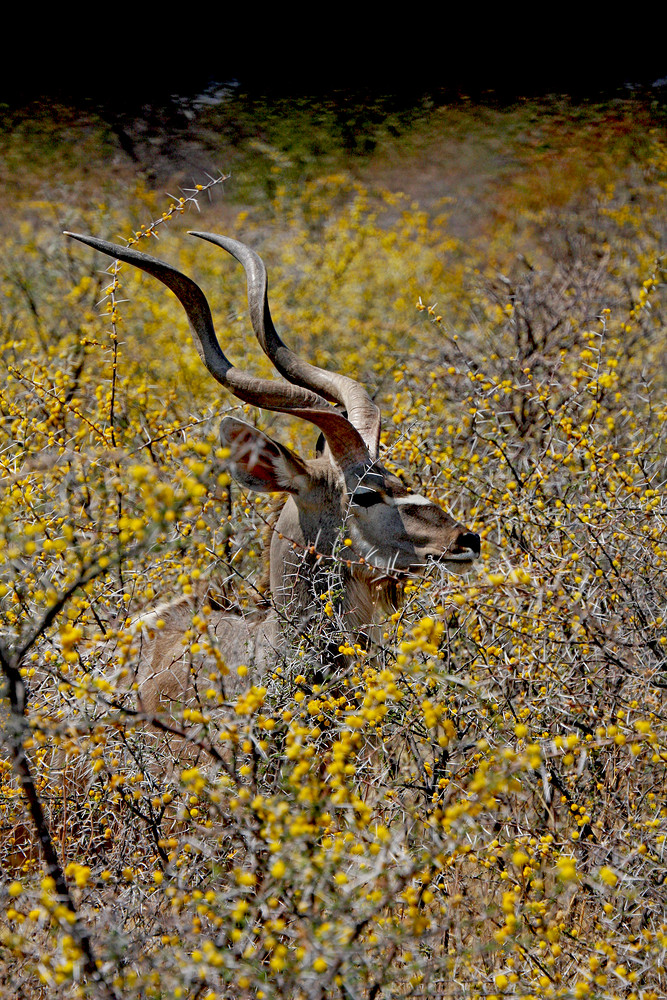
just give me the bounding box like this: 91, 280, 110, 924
1, 96, 666, 999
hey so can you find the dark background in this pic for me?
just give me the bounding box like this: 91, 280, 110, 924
4, 37, 666, 109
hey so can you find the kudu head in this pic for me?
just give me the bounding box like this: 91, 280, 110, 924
64, 231, 480, 624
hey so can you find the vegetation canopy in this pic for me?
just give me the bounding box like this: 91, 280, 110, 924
1, 93, 666, 1000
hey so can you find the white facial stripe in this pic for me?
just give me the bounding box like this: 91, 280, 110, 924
393, 494, 434, 508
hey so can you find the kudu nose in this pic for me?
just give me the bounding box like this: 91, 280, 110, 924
453, 531, 481, 558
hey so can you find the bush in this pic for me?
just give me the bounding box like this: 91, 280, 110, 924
1, 101, 666, 999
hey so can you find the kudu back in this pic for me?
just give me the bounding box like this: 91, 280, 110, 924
65, 231, 480, 732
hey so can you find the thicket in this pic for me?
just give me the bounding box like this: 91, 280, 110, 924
1, 96, 667, 999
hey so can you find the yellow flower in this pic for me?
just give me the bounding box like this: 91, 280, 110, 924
598, 866, 618, 887
556, 856, 577, 881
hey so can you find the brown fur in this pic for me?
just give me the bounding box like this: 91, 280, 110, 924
255, 494, 288, 606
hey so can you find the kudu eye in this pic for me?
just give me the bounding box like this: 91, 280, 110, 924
352, 489, 384, 508
453, 531, 481, 557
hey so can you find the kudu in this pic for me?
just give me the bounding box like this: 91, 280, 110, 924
65, 231, 480, 735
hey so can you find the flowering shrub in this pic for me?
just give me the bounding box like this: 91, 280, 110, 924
1, 100, 666, 999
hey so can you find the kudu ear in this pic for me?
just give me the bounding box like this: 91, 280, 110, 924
220, 416, 312, 495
